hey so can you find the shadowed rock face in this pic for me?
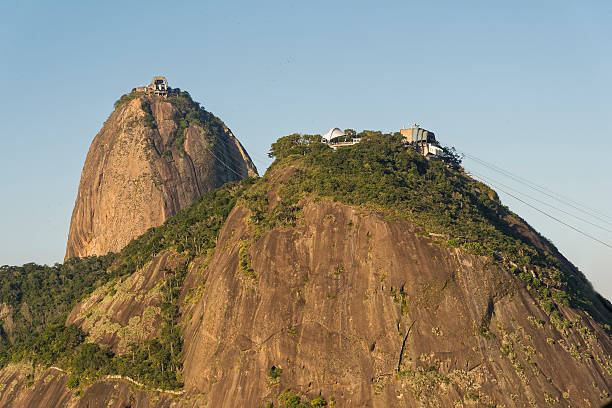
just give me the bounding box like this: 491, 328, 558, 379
65, 94, 257, 260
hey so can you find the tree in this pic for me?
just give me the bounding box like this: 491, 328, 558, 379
439, 146, 463, 170
268, 134, 325, 160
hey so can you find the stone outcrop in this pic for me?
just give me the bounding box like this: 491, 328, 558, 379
0, 364, 175, 408
176, 198, 612, 407
6, 193, 610, 407
3, 150, 610, 407
66, 251, 185, 354
65, 93, 257, 260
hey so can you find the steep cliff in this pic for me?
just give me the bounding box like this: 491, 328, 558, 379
1, 132, 611, 407
65, 88, 257, 260
178, 198, 612, 407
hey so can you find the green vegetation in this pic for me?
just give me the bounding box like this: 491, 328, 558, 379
165, 89, 227, 151
239, 240, 256, 280
0, 261, 189, 389
114, 88, 239, 172
527, 316, 545, 328
265, 131, 611, 331
66, 342, 113, 388
140, 100, 156, 129
268, 365, 283, 386
110, 260, 188, 388
0, 129, 610, 396
390, 286, 410, 316
114, 90, 145, 108
0, 255, 117, 345
0, 178, 254, 389
477, 326, 494, 339
271, 390, 328, 407
116, 178, 254, 276
268, 366, 283, 380
0, 320, 113, 390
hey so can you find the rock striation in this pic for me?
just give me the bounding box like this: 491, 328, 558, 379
4, 194, 611, 407
175, 173, 612, 407
1, 132, 610, 407
65, 89, 257, 260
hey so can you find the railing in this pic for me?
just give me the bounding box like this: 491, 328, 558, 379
327, 138, 362, 148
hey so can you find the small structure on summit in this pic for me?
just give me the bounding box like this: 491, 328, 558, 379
400, 125, 444, 159
150, 76, 169, 96
321, 124, 446, 161
134, 76, 170, 97
322, 127, 345, 142
322, 127, 362, 149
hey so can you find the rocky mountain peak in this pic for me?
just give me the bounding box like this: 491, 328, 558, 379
65, 85, 257, 260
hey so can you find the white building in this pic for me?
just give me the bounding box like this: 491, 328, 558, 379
321, 125, 445, 160
322, 128, 361, 149
322, 127, 346, 142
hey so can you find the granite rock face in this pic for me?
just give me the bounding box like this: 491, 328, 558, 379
3, 137, 609, 407
65, 251, 185, 354
176, 198, 612, 407
65, 93, 257, 260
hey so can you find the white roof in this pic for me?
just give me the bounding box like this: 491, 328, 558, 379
322, 127, 345, 141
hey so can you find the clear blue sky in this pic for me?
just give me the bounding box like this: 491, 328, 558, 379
1, 1, 610, 298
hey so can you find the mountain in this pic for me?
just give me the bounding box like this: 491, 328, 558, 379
65, 83, 257, 260
0, 132, 610, 407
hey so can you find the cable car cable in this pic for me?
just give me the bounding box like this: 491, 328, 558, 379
469, 173, 612, 250
459, 150, 612, 227
467, 171, 612, 235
